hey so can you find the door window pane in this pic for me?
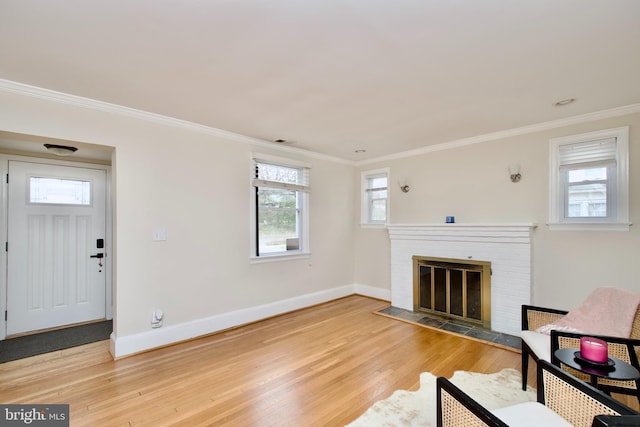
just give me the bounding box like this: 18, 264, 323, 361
29, 177, 91, 205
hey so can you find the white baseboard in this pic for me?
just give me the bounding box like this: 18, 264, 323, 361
354, 283, 391, 302
111, 284, 389, 358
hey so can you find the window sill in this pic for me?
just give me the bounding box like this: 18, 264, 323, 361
249, 252, 311, 264
547, 222, 631, 231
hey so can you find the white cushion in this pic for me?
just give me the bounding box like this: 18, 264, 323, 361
521, 330, 551, 362
492, 402, 572, 427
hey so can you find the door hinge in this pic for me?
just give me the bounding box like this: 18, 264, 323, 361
5, 173, 8, 184
4, 311, 6, 321
5, 242, 7, 252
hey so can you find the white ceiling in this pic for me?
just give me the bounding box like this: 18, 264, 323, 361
0, 0, 639, 162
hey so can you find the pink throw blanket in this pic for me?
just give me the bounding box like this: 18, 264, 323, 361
536, 287, 640, 338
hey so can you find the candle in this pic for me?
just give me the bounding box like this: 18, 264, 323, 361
580, 336, 608, 363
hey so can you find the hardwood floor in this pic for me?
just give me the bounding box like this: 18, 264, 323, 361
1, 295, 530, 426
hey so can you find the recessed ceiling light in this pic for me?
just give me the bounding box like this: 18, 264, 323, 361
554, 98, 576, 107
355, 149, 366, 153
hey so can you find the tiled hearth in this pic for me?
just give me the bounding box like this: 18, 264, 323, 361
379, 306, 521, 350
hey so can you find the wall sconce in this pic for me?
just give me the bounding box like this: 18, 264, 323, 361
399, 181, 410, 193
44, 143, 78, 156
509, 165, 521, 183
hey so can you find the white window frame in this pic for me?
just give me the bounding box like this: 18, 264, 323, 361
250, 153, 310, 262
361, 168, 389, 226
548, 126, 629, 231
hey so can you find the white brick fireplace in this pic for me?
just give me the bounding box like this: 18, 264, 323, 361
388, 223, 536, 336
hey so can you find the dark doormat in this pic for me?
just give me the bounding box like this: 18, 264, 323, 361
0, 320, 112, 363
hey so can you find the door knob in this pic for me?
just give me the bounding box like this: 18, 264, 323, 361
90, 252, 104, 271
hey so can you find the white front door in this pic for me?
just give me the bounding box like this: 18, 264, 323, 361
6, 161, 107, 335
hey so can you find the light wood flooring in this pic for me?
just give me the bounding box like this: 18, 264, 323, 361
1, 295, 540, 426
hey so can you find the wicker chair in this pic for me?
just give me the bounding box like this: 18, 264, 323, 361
521, 304, 640, 402
592, 414, 640, 426
437, 360, 639, 427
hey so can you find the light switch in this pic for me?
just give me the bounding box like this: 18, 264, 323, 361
152, 228, 167, 241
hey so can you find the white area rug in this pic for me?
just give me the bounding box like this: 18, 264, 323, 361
346, 368, 536, 427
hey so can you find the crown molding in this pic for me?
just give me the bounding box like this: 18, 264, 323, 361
356, 103, 640, 166
0, 79, 352, 165
2, 79, 638, 168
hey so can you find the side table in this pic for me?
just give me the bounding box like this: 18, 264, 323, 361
554, 348, 640, 389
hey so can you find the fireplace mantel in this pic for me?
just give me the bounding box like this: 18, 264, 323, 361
388, 223, 536, 242
388, 223, 536, 336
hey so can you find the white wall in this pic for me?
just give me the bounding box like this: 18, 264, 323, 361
355, 112, 640, 312
2, 81, 638, 354
0, 85, 357, 357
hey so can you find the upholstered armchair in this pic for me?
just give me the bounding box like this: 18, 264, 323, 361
521, 304, 640, 402
437, 360, 639, 427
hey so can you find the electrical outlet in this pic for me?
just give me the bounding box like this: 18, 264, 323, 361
151, 309, 164, 328
152, 228, 167, 241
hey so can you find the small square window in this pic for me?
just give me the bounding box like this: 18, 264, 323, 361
361, 168, 389, 225
549, 127, 629, 231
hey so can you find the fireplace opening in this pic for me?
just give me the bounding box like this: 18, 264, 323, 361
413, 256, 491, 329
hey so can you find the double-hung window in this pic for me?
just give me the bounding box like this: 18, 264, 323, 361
549, 127, 629, 231
252, 155, 310, 258
361, 168, 389, 225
